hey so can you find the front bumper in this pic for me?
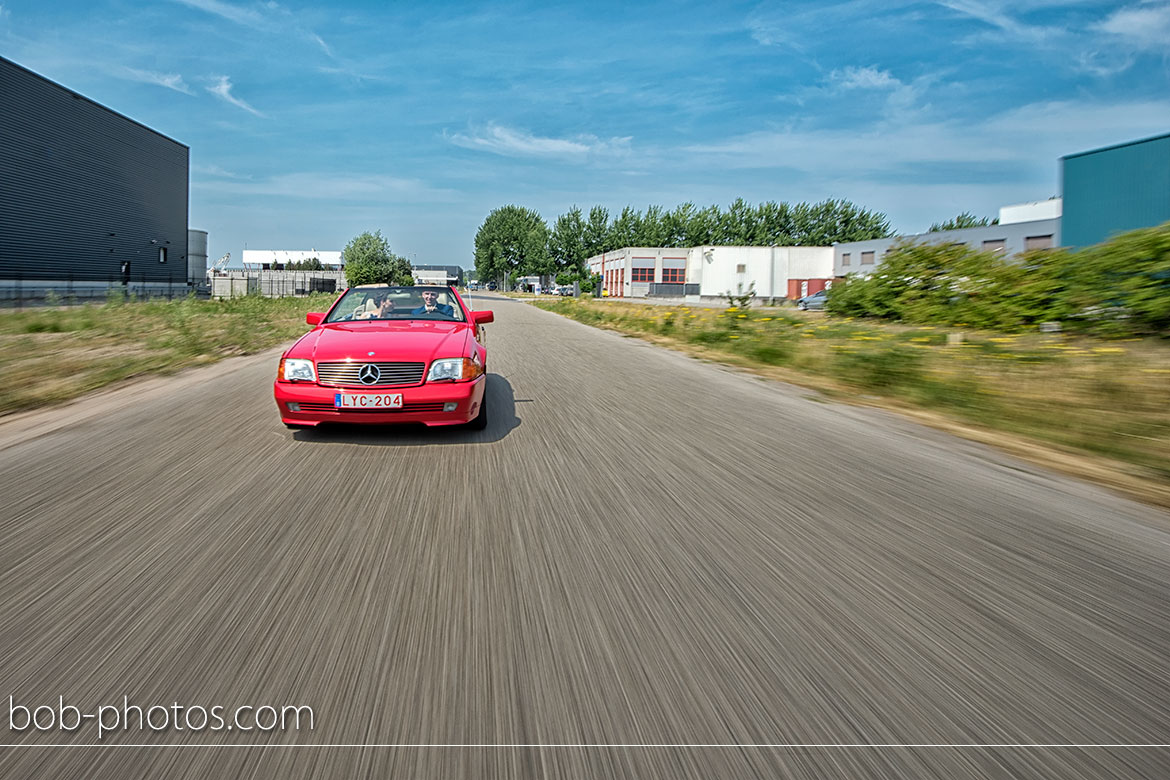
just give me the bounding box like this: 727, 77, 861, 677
274, 376, 486, 427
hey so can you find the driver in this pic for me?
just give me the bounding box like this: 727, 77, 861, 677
411, 289, 454, 317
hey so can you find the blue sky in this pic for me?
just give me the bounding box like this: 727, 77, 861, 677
2, 1, 1169, 268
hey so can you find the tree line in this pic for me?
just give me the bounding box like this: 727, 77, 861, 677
474, 199, 894, 288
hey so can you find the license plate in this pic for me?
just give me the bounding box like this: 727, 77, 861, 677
335, 393, 403, 409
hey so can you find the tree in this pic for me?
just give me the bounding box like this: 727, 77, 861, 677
662, 203, 695, 247
342, 231, 412, 287
473, 205, 551, 286
790, 199, 893, 245
549, 206, 589, 278
607, 206, 640, 250
721, 198, 760, 244
537, 197, 893, 265
287, 257, 323, 271
756, 201, 794, 245
583, 206, 610, 259
682, 204, 721, 247
634, 204, 670, 246
929, 212, 998, 232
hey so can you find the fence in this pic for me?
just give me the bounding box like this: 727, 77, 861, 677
0, 270, 346, 307
647, 283, 700, 297
0, 274, 194, 308
212, 271, 345, 299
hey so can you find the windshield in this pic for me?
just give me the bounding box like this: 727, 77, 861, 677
324, 286, 465, 323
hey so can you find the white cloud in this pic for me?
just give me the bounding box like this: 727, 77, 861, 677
120, 66, 193, 94
206, 75, 265, 116
826, 66, 933, 118
310, 32, 332, 57
1097, 2, 1170, 51
173, 0, 336, 63
935, 0, 1059, 43
830, 65, 901, 91
192, 163, 251, 179
937, 0, 1163, 74
748, 1, 921, 50
683, 98, 1170, 177
172, 0, 266, 27
193, 171, 454, 202
448, 124, 632, 160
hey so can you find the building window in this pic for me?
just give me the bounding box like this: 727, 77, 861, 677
661, 268, 685, 283
841, 253, 851, 266
631, 268, 653, 282
1025, 234, 1053, 250
158, 247, 167, 264
861, 251, 875, 265
982, 239, 1006, 253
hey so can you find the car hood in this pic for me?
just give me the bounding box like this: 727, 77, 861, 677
295, 321, 472, 363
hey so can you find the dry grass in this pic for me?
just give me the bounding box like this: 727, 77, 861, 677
0, 294, 334, 415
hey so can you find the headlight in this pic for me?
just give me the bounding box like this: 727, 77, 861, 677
279, 358, 316, 382
427, 356, 484, 382
427, 358, 464, 382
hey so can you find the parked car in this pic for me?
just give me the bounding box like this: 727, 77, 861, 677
468, 282, 479, 291
796, 289, 828, 311
486, 282, 498, 291
556, 285, 575, 296
274, 285, 494, 430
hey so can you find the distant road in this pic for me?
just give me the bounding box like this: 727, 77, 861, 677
2, 292, 1169, 778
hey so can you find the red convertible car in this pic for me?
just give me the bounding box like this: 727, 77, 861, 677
274, 285, 493, 430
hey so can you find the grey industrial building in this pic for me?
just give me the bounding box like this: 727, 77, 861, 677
0, 56, 189, 300
833, 212, 1061, 277
411, 264, 464, 286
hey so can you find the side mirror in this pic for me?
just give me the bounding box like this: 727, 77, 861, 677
306, 312, 324, 326
471, 310, 494, 325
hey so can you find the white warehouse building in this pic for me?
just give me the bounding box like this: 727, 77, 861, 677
587, 245, 835, 302
241, 249, 342, 269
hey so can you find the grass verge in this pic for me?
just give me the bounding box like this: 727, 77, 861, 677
0, 294, 333, 415
535, 297, 1170, 504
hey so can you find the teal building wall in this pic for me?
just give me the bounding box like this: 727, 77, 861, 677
1062, 133, 1170, 248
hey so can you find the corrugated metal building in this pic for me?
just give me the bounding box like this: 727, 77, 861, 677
412, 265, 464, 285
1062, 132, 1170, 249
0, 56, 189, 297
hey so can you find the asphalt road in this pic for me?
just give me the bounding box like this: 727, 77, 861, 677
2, 292, 1170, 778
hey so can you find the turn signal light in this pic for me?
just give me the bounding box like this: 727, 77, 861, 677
462, 357, 484, 380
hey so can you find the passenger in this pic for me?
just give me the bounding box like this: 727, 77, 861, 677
373, 294, 396, 318
357, 291, 394, 319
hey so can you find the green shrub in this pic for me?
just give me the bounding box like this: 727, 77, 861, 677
690, 328, 732, 345
1067, 223, 1170, 336
825, 223, 1170, 337
831, 345, 924, 390
744, 339, 793, 365
24, 320, 65, 333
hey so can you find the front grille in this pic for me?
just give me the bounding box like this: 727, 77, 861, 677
297, 401, 448, 414
316, 361, 425, 387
